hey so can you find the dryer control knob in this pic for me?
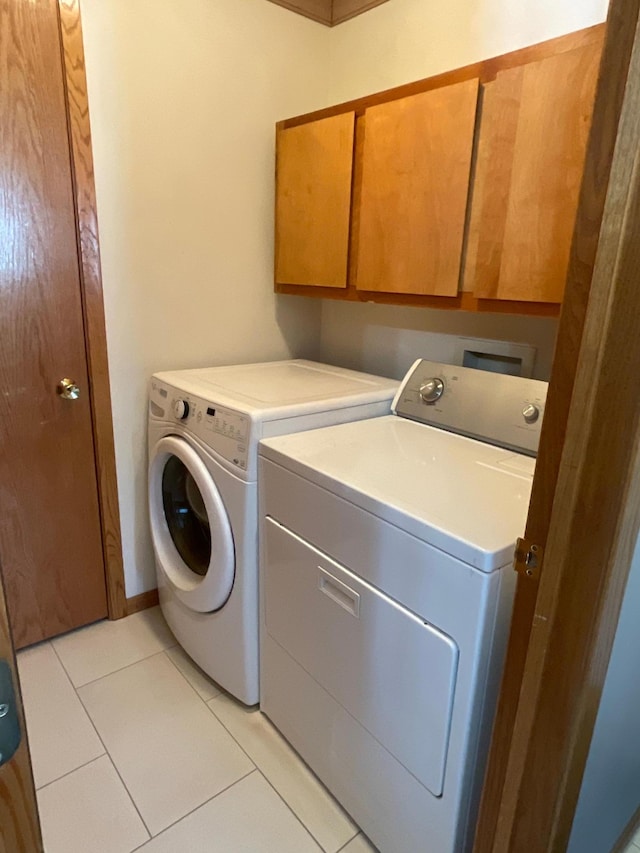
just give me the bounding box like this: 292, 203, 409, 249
174, 399, 190, 420
420, 378, 445, 404
522, 403, 540, 424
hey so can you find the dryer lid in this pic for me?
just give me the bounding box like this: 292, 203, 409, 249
259, 416, 535, 572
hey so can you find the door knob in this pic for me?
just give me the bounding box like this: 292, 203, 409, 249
57, 378, 80, 400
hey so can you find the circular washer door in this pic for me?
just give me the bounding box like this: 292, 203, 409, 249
149, 435, 235, 613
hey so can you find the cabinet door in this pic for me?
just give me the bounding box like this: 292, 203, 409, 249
275, 113, 355, 288
355, 80, 479, 296
465, 40, 602, 303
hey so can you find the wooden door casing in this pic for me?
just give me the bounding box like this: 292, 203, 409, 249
466, 40, 603, 304
0, 0, 108, 646
473, 0, 640, 848
354, 81, 479, 296
0, 566, 41, 853
275, 112, 355, 288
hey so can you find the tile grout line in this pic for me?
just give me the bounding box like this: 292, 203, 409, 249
127, 768, 259, 851
50, 641, 153, 841
161, 648, 222, 705
204, 696, 353, 853
56, 640, 178, 690
334, 835, 358, 853
254, 767, 336, 852
35, 752, 107, 794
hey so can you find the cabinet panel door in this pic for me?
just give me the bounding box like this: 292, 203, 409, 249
275, 113, 355, 288
355, 80, 479, 296
466, 40, 602, 303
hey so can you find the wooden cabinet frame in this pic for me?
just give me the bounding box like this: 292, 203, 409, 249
275, 24, 605, 317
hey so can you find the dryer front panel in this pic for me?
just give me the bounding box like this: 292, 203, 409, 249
149, 436, 235, 612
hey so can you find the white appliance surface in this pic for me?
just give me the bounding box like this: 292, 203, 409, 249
148, 359, 399, 706
154, 359, 398, 420
258, 359, 546, 853
260, 416, 535, 571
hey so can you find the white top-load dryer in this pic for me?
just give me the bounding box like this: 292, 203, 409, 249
258, 359, 547, 852
148, 359, 399, 705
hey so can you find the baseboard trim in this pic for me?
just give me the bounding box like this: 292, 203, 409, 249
124, 589, 159, 616
611, 803, 640, 853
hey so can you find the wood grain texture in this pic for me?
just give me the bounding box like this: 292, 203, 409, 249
0, 0, 108, 647
496, 12, 640, 845
355, 80, 479, 295
125, 589, 160, 616
331, 0, 390, 25
265, 0, 331, 25
0, 567, 42, 853
57, 0, 127, 620
279, 26, 605, 131
276, 25, 604, 316
275, 113, 355, 288
469, 40, 603, 303
275, 282, 561, 316
474, 2, 638, 849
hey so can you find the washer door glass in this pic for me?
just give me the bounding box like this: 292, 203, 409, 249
149, 435, 235, 613
162, 456, 211, 577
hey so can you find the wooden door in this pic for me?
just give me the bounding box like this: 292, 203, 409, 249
466, 38, 603, 303
0, 563, 42, 853
0, 0, 108, 647
473, 0, 640, 849
275, 112, 355, 288
354, 80, 478, 296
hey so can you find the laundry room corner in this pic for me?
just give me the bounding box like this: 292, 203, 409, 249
314, 0, 609, 384
78, 0, 330, 598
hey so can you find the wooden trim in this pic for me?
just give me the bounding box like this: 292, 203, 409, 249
611, 804, 640, 853
56, 0, 127, 621
265, 0, 389, 25
276, 282, 561, 317
277, 25, 604, 129
266, 0, 332, 25
331, 0, 390, 25
474, 0, 640, 849
0, 567, 42, 852
125, 589, 160, 617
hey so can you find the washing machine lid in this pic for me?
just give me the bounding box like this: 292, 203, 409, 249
259, 416, 536, 572
153, 360, 398, 419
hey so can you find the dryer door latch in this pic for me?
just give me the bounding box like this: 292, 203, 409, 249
513, 538, 543, 581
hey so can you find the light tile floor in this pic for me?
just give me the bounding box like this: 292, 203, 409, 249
624, 829, 640, 853
17, 607, 376, 853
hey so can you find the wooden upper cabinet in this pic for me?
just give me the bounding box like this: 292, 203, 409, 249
355, 80, 479, 296
275, 112, 355, 288
465, 40, 602, 303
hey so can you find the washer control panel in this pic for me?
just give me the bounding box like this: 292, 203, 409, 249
393, 360, 548, 456
150, 379, 250, 471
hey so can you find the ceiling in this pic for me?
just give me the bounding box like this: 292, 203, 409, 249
266, 0, 390, 27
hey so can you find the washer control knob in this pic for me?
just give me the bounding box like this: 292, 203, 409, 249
420, 378, 445, 404
522, 403, 540, 424
174, 399, 190, 420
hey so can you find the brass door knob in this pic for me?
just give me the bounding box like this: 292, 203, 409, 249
57, 378, 80, 400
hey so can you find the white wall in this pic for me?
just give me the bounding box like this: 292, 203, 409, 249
82, 0, 610, 596
81, 0, 331, 596
316, 0, 609, 381
568, 535, 640, 853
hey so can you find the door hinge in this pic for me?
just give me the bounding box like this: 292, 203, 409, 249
513, 537, 543, 580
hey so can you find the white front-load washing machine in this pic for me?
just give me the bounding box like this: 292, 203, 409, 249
148, 359, 398, 705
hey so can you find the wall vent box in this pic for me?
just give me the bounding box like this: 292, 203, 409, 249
454, 337, 536, 378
